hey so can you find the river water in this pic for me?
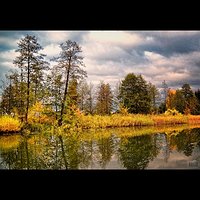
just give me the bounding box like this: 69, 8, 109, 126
0, 126, 200, 169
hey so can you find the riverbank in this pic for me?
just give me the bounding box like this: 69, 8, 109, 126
76, 114, 197, 129
1, 113, 200, 133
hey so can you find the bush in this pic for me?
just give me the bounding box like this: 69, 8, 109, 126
164, 109, 182, 116
0, 115, 21, 132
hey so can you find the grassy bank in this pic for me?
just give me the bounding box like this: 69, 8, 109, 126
78, 114, 154, 129
1, 113, 200, 133
76, 113, 192, 129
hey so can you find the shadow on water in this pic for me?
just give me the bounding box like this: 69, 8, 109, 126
1, 125, 200, 169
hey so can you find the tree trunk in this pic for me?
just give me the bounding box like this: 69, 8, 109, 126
25, 45, 30, 123
58, 60, 71, 126
9, 77, 11, 114
35, 79, 38, 104
20, 69, 23, 121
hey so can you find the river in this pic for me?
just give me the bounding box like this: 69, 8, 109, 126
0, 125, 200, 169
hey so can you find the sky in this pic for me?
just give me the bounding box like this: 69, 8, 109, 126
1, 30, 200, 92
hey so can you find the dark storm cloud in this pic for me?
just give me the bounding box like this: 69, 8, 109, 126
134, 31, 200, 57
0, 31, 39, 51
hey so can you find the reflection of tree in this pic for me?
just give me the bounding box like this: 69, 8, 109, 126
63, 134, 81, 169
0, 132, 92, 169
156, 133, 170, 162
170, 128, 200, 157
97, 136, 115, 168
78, 140, 94, 169
2, 127, 200, 169
119, 135, 159, 169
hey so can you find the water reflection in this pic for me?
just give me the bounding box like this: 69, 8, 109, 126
119, 134, 159, 169
1, 126, 200, 169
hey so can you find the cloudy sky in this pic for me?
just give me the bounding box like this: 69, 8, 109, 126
1, 31, 200, 92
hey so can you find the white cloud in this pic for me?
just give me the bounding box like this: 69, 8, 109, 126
86, 31, 144, 46
41, 44, 60, 58
1, 31, 200, 92
0, 49, 19, 62
43, 31, 70, 43
82, 42, 129, 61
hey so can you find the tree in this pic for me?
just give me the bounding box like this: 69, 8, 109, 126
166, 84, 199, 114
86, 82, 94, 114
52, 40, 87, 126
195, 89, 200, 102
171, 89, 185, 113
77, 80, 94, 114
95, 82, 113, 115
148, 82, 160, 113
119, 73, 151, 114
166, 89, 176, 110
30, 56, 49, 104
113, 81, 121, 113
181, 83, 198, 114
68, 78, 79, 106
162, 80, 168, 103
13, 35, 47, 122
45, 66, 64, 119
194, 89, 200, 114
0, 70, 24, 116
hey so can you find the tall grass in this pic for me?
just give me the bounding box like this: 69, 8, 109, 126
0, 116, 22, 132
73, 113, 200, 130
151, 115, 188, 125
78, 114, 154, 129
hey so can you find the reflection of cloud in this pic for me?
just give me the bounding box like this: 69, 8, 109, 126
147, 151, 194, 169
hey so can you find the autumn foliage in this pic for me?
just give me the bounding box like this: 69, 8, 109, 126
0, 116, 21, 132
28, 101, 54, 124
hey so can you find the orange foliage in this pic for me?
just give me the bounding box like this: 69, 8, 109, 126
28, 101, 54, 124
166, 89, 176, 109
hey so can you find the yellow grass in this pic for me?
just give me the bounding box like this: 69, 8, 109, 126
60, 112, 200, 131
151, 115, 188, 125
78, 114, 154, 129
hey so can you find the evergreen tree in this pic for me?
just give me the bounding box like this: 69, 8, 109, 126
95, 82, 113, 115
52, 40, 87, 125
119, 73, 151, 114
13, 35, 47, 122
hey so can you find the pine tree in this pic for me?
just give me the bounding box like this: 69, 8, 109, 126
95, 82, 113, 115
13, 35, 47, 122
52, 40, 87, 125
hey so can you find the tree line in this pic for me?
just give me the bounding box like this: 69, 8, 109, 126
1, 34, 200, 126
